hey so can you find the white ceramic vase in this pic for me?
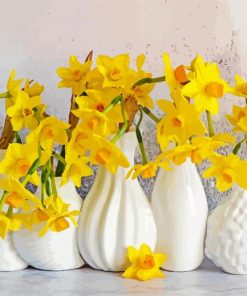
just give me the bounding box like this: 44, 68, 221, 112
0, 148, 28, 271
205, 186, 247, 274
12, 178, 84, 271
151, 159, 208, 271
78, 132, 157, 271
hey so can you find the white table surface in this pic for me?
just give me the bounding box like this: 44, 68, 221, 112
0, 259, 246, 296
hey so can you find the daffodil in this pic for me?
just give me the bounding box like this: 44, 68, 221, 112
122, 244, 166, 281
226, 105, 247, 132
89, 134, 130, 174
7, 91, 42, 131
62, 152, 93, 187
0, 178, 41, 211
163, 52, 190, 92
182, 55, 229, 114
157, 90, 206, 150
126, 159, 170, 180
56, 55, 92, 95
26, 116, 70, 154
0, 143, 40, 185
203, 153, 247, 191
24, 79, 44, 97
0, 212, 22, 239
76, 89, 123, 129
66, 123, 92, 156
31, 195, 80, 237
230, 74, 247, 97
72, 108, 112, 136
5, 70, 23, 108
97, 54, 131, 88
160, 134, 235, 165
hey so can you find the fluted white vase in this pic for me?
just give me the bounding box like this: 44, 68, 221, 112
151, 159, 208, 271
0, 148, 28, 271
205, 186, 247, 274
12, 178, 84, 271
78, 132, 157, 271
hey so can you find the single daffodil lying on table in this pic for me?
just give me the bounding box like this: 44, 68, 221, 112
122, 244, 167, 281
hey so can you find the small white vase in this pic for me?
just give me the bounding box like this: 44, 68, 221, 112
12, 178, 84, 271
0, 148, 28, 271
78, 132, 157, 271
205, 186, 247, 274
151, 159, 208, 271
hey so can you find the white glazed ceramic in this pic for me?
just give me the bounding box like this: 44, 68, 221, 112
78, 132, 157, 271
12, 178, 84, 271
151, 159, 208, 271
206, 186, 247, 274
0, 148, 28, 271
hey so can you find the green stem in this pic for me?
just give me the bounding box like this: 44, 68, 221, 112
6, 206, 13, 218
53, 152, 66, 165
206, 110, 214, 137
111, 96, 127, 143
103, 95, 122, 114
22, 158, 40, 186
14, 131, 22, 144
55, 145, 66, 177
50, 169, 57, 197
0, 91, 9, 98
133, 76, 166, 87
41, 182, 46, 207
233, 137, 247, 155
0, 191, 8, 212
136, 108, 148, 164
140, 106, 160, 123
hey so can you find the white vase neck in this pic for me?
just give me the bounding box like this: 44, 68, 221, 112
116, 132, 137, 167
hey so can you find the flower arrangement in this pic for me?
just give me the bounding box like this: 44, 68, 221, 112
1, 50, 247, 279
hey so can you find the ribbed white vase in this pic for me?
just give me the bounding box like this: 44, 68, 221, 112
12, 178, 84, 271
151, 159, 208, 271
0, 148, 28, 271
205, 186, 247, 274
78, 132, 157, 271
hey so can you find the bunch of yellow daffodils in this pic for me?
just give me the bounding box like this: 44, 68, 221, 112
127, 53, 247, 193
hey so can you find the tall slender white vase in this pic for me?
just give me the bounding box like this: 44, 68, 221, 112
78, 132, 157, 271
12, 178, 84, 271
0, 149, 28, 271
205, 186, 247, 274
151, 159, 208, 271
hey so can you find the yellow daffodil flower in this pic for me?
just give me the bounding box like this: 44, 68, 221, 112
0, 143, 40, 185
5, 70, 23, 108
24, 79, 44, 97
122, 244, 166, 281
31, 195, 80, 237
66, 123, 92, 156
76, 89, 123, 130
26, 116, 70, 154
160, 133, 235, 165
157, 90, 206, 150
97, 54, 131, 88
163, 52, 190, 92
230, 74, 247, 97
126, 159, 171, 180
226, 105, 247, 132
0, 178, 41, 211
203, 153, 247, 191
89, 134, 130, 174
0, 212, 22, 239
182, 55, 229, 114
56, 55, 92, 96
7, 91, 42, 131
62, 152, 93, 187
72, 108, 112, 136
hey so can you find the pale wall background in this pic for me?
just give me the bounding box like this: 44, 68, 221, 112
0, 0, 247, 208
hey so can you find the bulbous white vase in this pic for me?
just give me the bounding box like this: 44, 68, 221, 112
205, 186, 247, 274
78, 132, 157, 271
12, 178, 84, 271
0, 148, 28, 271
151, 159, 208, 271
